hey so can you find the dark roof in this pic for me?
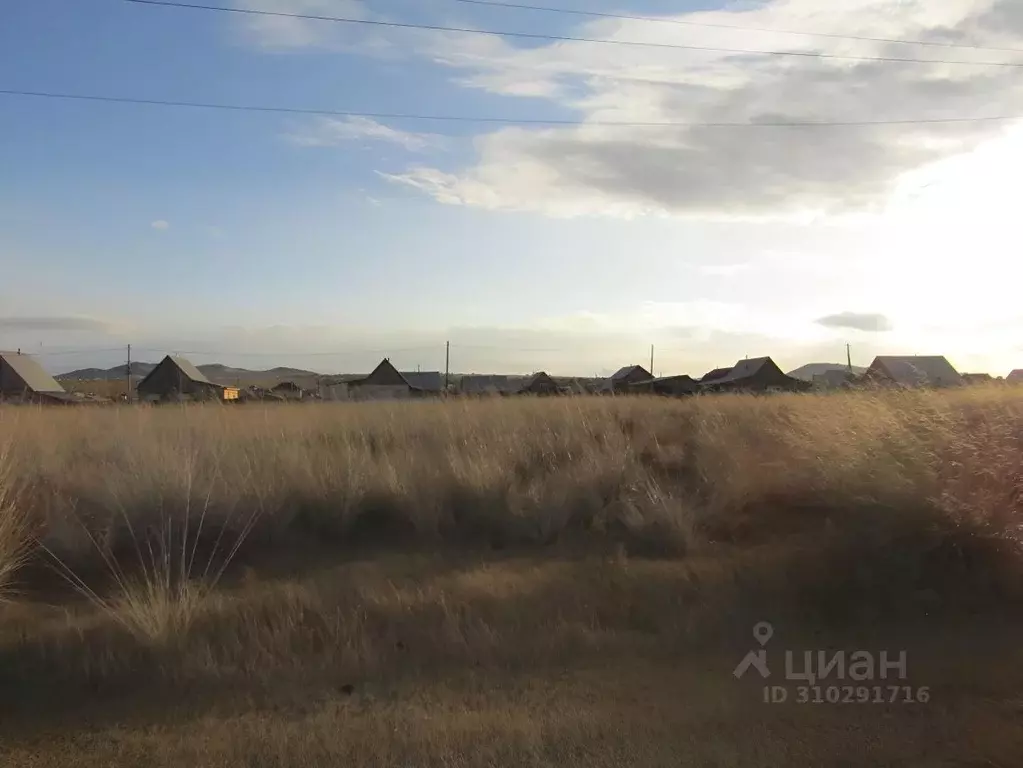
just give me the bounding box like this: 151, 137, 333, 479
401, 371, 443, 392
0, 351, 66, 393
1007, 369, 1023, 382
868, 356, 962, 387
700, 367, 733, 382
611, 365, 652, 382
461, 375, 527, 394
271, 381, 303, 391
716, 357, 774, 384
168, 356, 213, 385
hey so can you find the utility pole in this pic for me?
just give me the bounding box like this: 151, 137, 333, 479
126, 344, 132, 403
846, 343, 853, 373
445, 341, 450, 393
650, 344, 654, 377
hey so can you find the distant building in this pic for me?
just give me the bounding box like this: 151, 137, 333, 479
270, 381, 305, 400
136, 355, 240, 402
700, 357, 809, 393
700, 367, 733, 383
1007, 370, 1023, 385
628, 374, 699, 397
0, 351, 74, 404
864, 356, 963, 388
812, 370, 856, 389
345, 359, 443, 401
961, 373, 994, 385
609, 365, 653, 392
460, 375, 529, 396
520, 372, 560, 395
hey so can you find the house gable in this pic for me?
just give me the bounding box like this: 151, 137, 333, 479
0, 351, 65, 395
353, 359, 410, 387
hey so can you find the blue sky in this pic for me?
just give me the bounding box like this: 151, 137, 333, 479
3, 0, 1023, 376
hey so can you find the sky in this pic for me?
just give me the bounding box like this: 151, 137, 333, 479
2, 0, 1022, 377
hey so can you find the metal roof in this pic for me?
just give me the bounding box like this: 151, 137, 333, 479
700, 367, 733, 382
611, 365, 651, 382
460, 374, 528, 394
401, 371, 443, 392
0, 351, 66, 393
869, 356, 962, 387
715, 357, 774, 384
167, 355, 213, 385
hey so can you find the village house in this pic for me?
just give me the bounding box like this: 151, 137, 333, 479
460, 374, 529, 396
136, 355, 240, 403
864, 356, 963, 388
961, 373, 994, 385
700, 357, 809, 394
627, 374, 700, 397
608, 365, 653, 393
340, 359, 443, 401
270, 381, 305, 400
0, 351, 74, 404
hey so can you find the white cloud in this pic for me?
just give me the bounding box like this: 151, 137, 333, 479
151, 220, 170, 231
380, 0, 1023, 218
287, 117, 441, 151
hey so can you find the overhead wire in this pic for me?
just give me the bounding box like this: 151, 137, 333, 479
121, 0, 1023, 68
434, 0, 1023, 55
4, 89, 1022, 128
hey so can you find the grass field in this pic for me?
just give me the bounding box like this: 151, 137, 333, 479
2, 389, 1023, 766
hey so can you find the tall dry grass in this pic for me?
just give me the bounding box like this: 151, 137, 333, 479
0, 442, 33, 603
1, 387, 1021, 635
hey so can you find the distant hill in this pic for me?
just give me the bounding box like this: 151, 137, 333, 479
57, 362, 156, 381
57, 362, 319, 387
787, 363, 867, 382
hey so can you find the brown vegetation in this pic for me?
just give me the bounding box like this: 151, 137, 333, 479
2, 389, 1023, 765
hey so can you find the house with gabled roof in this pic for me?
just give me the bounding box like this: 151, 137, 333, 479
346, 359, 443, 401
700, 357, 809, 393
864, 356, 963, 388
520, 371, 560, 395
608, 364, 653, 392
1007, 369, 1023, 385
136, 355, 240, 402
0, 351, 74, 404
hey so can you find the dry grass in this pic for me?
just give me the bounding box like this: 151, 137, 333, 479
2, 388, 1023, 765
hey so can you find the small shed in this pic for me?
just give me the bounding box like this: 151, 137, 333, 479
270, 381, 305, 400
136, 355, 239, 402
961, 373, 994, 385
520, 371, 560, 395
701, 357, 809, 393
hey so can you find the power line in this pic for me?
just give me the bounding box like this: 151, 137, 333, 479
31, 347, 128, 356
131, 345, 442, 357
4, 89, 1022, 128
437, 0, 1023, 55
123, 0, 1023, 68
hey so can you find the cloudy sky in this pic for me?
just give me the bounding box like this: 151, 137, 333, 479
2, 0, 1022, 376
